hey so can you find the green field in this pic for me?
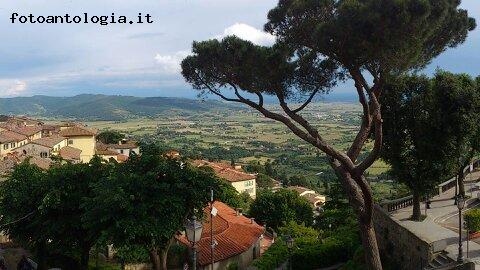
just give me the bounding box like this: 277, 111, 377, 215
83, 102, 398, 200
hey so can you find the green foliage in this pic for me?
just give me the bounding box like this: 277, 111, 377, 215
249, 189, 313, 229
83, 146, 225, 267
429, 71, 480, 195
256, 173, 275, 188
254, 223, 360, 270
252, 240, 290, 270
265, 0, 475, 73
341, 247, 367, 270
315, 208, 357, 233
290, 233, 359, 270
0, 157, 113, 270
114, 245, 149, 264
465, 209, 480, 232
278, 221, 320, 240
97, 130, 124, 144
286, 175, 310, 187
382, 72, 480, 218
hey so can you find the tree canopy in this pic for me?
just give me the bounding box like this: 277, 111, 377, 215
382, 72, 480, 220
182, 1, 475, 268
249, 189, 313, 230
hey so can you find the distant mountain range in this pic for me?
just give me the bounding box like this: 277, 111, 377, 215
0, 94, 239, 121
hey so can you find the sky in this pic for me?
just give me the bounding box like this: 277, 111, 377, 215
0, 0, 479, 98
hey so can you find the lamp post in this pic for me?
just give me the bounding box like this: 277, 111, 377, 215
286, 235, 294, 270
185, 216, 203, 270
457, 196, 465, 263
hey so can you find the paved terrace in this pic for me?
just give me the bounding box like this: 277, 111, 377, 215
389, 171, 480, 268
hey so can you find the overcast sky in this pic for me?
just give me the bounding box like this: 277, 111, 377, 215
0, 0, 479, 98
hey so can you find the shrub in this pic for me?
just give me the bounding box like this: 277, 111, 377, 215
465, 209, 480, 232
252, 241, 289, 270
290, 229, 360, 270
253, 225, 360, 270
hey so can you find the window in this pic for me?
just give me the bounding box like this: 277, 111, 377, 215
120, 150, 124, 154
68, 140, 74, 145
40, 152, 48, 158
3, 144, 8, 150
11, 142, 16, 148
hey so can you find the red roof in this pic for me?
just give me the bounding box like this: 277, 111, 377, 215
59, 146, 82, 161
0, 131, 27, 143
178, 201, 264, 266
60, 126, 97, 137
193, 160, 256, 183
31, 136, 66, 148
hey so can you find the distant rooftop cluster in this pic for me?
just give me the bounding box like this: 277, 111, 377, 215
0, 115, 139, 179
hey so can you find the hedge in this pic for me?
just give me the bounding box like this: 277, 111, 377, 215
252, 240, 289, 270
290, 228, 360, 270
465, 209, 480, 232
253, 226, 360, 270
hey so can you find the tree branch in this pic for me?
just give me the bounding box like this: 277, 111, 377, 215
276, 92, 357, 172
357, 91, 383, 173
347, 72, 372, 161
292, 89, 319, 113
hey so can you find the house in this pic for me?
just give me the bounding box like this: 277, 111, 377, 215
104, 140, 140, 156
95, 143, 120, 162
287, 186, 326, 209
193, 160, 257, 198
59, 126, 97, 163
15, 136, 71, 159
178, 201, 264, 270
8, 126, 43, 141
0, 131, 28, 157
59, 146, 83, 162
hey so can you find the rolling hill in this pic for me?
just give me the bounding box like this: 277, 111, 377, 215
0, 94, 239, 120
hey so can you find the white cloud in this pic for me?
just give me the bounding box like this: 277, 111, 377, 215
215, 23, 276, 46
0, 80, 28, 97
154, 50, 191, 74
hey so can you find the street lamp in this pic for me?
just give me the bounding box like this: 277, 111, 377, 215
185, 216, 203, 270
457, 196, 466, 263
286, 235, 294, 270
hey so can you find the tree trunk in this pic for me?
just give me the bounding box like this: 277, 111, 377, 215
80, 245, 91, 270
160, 249, 168, 270
359, 221, 383, 270
412, 189, 421, 221
36, 242, 47, 270
458, 167, 466, 198
150, 249, 162, 270
331, 161, 382, 270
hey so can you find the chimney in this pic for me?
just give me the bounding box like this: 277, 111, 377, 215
250, 218, 255, 224
236, 208, 243, 216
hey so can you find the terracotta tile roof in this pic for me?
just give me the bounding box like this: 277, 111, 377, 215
106, 142, 138, 150
0, 157, 17, 177
59, 146, 82, 161
59, 126, 97, 137
117, 154, 129, 162
25, 156, 52, 170
8, 126, 42, 137
192, 160, 256, 183
0, 131, 27, 144
31, 136, 66, 148
96, 142, 120, 156
96, 149, 119, 156
0, 155, 52, 175
178, 201, 264, 266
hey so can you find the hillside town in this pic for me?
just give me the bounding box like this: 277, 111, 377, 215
0, 115, 328, 270
0, 115, 140, 178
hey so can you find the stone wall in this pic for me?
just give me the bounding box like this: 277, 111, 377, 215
373, 206, 434, 270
